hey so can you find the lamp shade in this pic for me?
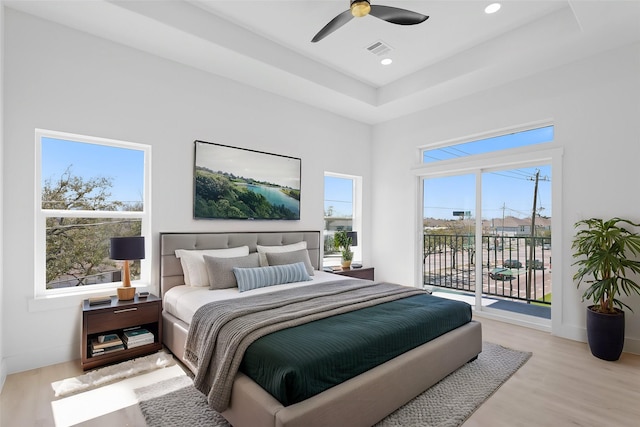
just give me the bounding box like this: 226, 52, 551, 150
346, 231, 358, 247
110, 236, 145, 261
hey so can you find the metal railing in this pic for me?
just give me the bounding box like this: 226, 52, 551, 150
424, 234, 551, 305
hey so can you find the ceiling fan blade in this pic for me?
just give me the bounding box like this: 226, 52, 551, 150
369, 5, 428, 25
312, 9, 353, 43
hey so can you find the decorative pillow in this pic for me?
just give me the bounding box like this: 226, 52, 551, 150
266, 249, 314, 276
204, 253, 260, 290
175, 246, 250, 287
233, 262, 311, 292
256, 241, 307, 267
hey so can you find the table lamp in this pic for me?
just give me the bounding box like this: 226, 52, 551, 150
110, 236, 145, 301
346, 231, 358, 247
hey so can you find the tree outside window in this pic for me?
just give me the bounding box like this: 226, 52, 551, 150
36, 130, 150, 295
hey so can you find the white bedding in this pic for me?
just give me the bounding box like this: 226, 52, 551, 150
163, 270, 348, 324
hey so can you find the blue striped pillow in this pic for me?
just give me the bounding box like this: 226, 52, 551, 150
233, 262, 311, 292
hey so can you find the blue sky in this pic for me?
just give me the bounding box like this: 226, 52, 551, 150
422, 126, 553, 220
423, 165, 552, 220
325, 126, 553, 220
41, 137, 144, 204
324, 175, 353, 217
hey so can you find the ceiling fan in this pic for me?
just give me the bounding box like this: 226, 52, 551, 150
311, 0, 429, 43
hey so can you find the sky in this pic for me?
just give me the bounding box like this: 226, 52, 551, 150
324, 175, 354, 217
422, 126, 553, 220
423, 165, 552, 220
41, 137, 144, 205
325, 125, 554, 220
195, 141, 301, 189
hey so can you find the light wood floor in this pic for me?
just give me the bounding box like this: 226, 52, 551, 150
1, 317, 639, 427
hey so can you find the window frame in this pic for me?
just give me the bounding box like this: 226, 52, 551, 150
414, 123, 563, 331
323, 172, 363, 266
34, 129, 151, 299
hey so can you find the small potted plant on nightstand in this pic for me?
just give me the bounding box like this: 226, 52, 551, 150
572, 217, 640, 361
334, 230, 354, 269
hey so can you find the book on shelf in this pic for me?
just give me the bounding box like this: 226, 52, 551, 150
123, 329, 153, 341
91, 342, 125, 356
124, 334, 154, 344
124, 337, 154, 349
122, 327, 153, 339
91, 335, 123, 350
123, 329, 154, 347
97, 333, 120, 344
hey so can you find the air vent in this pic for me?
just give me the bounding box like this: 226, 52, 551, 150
365, 40, 393, 57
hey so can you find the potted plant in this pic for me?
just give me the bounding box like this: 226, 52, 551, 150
572, 217, 640, 360
334, 230, 354, 268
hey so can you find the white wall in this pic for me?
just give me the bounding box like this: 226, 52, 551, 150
371, 42, 640, 353
0, 0, 7, 391
2, 9, 371, 374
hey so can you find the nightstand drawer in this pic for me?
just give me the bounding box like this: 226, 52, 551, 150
85, 302, 159, 334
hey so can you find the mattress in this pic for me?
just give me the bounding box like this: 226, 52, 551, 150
163, 270, 342, 324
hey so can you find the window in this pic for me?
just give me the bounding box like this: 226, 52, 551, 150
323, 173, 362, 266
35, 129, 151, 297
422, 125, 554, 164
418, 124, 559, 323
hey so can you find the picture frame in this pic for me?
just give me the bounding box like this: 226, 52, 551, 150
193, 141, 301, 220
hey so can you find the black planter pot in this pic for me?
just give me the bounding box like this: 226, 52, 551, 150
586, 306, 625, 361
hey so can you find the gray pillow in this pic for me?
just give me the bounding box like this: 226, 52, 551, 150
265, 249, 315, 276
204, 253, 260, 290
233, 262, 311, 292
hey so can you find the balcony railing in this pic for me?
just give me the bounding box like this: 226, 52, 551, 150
424, 234, 551, 305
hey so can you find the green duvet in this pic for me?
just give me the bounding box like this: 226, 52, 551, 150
240, 293, 472, 406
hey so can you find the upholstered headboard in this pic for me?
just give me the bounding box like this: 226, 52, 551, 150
159, 231, 321, 297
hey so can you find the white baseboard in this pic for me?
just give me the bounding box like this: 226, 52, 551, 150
4, 343, 77, 375
0, 358, 7, 394
476, 312, 640, 357
624, 336, 640, 355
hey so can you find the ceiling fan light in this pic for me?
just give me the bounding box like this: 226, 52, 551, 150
351, 1, 371, 18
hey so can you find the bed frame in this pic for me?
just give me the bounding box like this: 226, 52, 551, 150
160, 231, 482, 427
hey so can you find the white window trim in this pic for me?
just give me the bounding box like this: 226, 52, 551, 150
324, 172, 363, 263
34, 129, 152, 301
418, 119, 554, 152
414, 141, 563, 333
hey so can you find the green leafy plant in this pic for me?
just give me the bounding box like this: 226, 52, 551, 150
333, 230, 354, 262
572, 217, 640, 313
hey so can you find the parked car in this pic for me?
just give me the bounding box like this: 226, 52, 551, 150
489, 268, 515, 280
503, 259, 523, 268
526, 259, 544, 269
542, 243, 551, 250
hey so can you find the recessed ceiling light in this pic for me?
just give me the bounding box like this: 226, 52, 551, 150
485, 3, 501, 14
381, 58, 393, 65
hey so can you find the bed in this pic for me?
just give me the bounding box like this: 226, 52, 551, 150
160, 231, 482, 427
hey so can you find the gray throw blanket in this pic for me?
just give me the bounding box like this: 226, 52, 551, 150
184, 280, 426, 412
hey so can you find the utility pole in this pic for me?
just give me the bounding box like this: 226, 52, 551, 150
526, 170, 540, 303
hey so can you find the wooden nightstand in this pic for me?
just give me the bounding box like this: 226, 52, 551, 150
81, 294, 162, 370
332, 267, 375, 281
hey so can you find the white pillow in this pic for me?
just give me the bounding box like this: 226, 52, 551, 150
256, 241, 307, 267
175, 246, 249, 286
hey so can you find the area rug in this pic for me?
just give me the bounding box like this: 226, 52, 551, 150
136, 342, 531, 427
51, 350, 174, 397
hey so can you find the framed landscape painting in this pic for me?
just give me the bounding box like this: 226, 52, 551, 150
194, 141, 301, 220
